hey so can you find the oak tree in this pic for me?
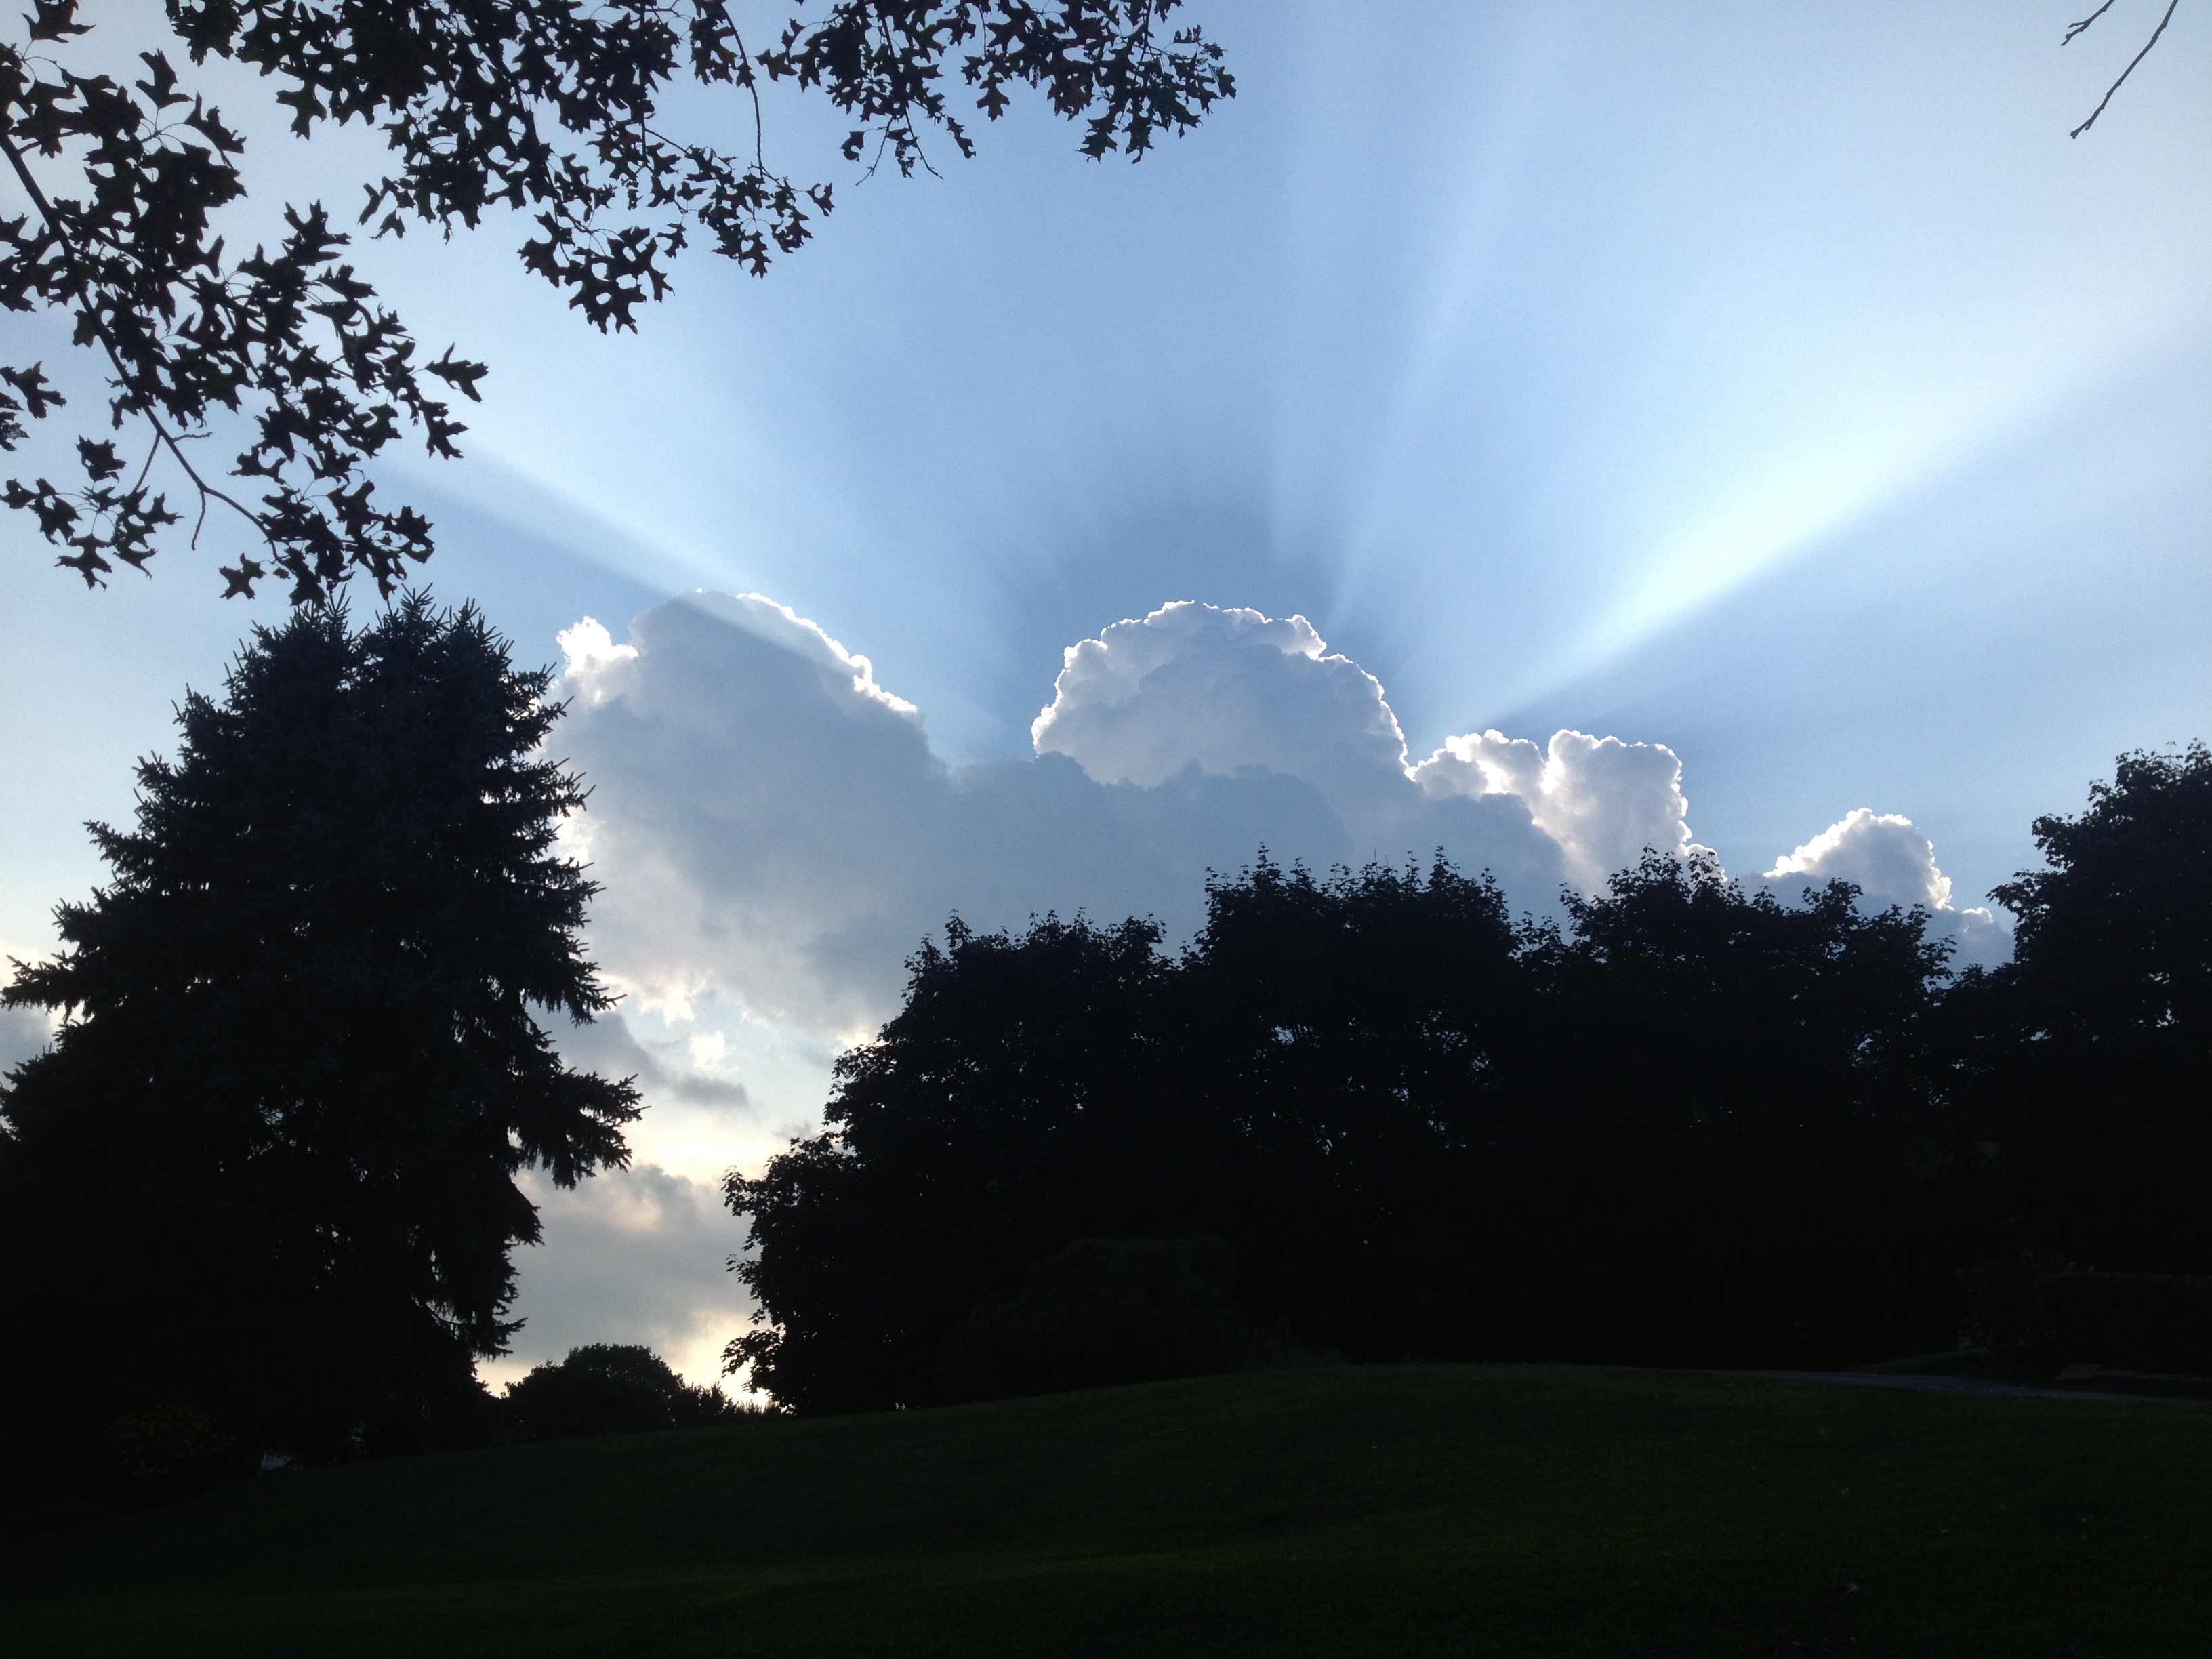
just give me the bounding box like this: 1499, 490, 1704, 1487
1, 1, 1232, 598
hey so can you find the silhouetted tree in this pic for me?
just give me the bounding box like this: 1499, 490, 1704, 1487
503, 1344, 747, 1439
0, 596, 637, 1481
729, 914, 1188, 1412
1, 2, 1232, 596
726, 850, 1972, 1414
1954, 743, 2212, 1272
1172, 855, 1526, 1361
1512, 851, 1963, 1364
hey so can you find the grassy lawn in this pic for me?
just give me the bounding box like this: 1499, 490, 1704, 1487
5, 1364, 2208, 1657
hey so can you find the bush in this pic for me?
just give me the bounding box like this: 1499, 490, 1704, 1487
2038, 1273, 2212, 1374
501, 1345, 754, 1441
934, 1236, 1300, 1404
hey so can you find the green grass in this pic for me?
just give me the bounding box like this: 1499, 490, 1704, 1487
5, 1364, 2209, 1656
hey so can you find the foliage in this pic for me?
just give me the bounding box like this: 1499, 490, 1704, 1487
728, 912, 1180, 1412
934, 1235, 1288, 1403
1951, 743, 2212, 1274
729, 855, 1964, 1412
501, 1343, 754, 1439
2036, 1272, 2212, 1374
0, 594, 637, 1478
102, 1404, 238, 1488
0, 1, 1231, 598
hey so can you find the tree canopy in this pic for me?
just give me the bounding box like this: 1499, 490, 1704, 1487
1950, 741, 2212, 1275
727, 746, 2209, 1414
0, 594, 637, 1478
728, 853, 1967, 1413
501, 1343, 750, 1439
0, 1, 1233, 598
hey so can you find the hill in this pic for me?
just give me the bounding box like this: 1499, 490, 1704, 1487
5, 1365, 2209, 1656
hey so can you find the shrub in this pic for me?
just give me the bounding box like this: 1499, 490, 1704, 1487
2038, 1273, 2212, 1374
935, 1236, 1296, 1404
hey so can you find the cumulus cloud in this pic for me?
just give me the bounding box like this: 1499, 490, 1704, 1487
521, 592, 2015, 1380
1033, 602, 1410, 834
1764, 808, 2009, 967
1768, 809, 1954, 908
560, 596, 1601, 1036
558, 591, 2013, 1036
1412, 728, 1697, 890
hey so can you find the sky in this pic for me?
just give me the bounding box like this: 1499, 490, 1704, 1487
1, 2, 2206, 1392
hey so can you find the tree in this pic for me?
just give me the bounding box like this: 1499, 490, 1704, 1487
728, 912, 1183, 1413
502, 1343, 750, 1438
0, 594, 638, 1479
1517, 851, 1964, 1364
0, 1, 1233, 599
726, 851, 1967, 1415
1954, 743, 2212, 1272
933, 1235, 1279, 1404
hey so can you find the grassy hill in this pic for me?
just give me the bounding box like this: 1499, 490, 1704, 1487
5, 1365, 2209, 1657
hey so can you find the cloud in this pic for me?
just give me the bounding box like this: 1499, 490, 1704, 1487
485, 1162, 755, 1393
560, 596, 1588, 1036
0, 1003, 52, 1078
527, 591, 2018, 1375
1764, 808, 2009, 968
552, 1007, 750, 1109
558, 592, 2010, 1038
1033, 602, 1410, 834
1767, 808, 1952, 908
1411, 728, 1697, 890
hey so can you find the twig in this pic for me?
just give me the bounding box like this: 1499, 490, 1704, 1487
2070, 0, 2182, 138
2064, 0, 2123, 45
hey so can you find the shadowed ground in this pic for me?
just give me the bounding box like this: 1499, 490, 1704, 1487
5, 1364, 2208, 1656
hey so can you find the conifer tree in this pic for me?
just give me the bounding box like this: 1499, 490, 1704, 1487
0, 595, 638, 1475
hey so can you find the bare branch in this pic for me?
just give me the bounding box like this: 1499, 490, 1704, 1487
2070, 0, 2182, 138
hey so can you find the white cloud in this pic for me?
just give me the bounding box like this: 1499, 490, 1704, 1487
1767, 808, 1951, 908
1764, 808, 2009, 968
525, 590, 2017, 1375
1412, 728, 1697, 890
558, 596, 1596, 1040
1032, 602, 1410, 834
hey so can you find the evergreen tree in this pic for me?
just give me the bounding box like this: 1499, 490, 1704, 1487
0, 595, 637, 1479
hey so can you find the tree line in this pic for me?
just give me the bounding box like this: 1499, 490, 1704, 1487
729, 744, 2210, 1412
1, 596, 2203, 1496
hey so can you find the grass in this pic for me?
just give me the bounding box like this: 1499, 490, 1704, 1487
5, 1364, 2209, 1657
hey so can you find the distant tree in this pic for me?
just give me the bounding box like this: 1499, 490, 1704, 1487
503, 1344, 748, 1439
0, 1, 1233, 598
1954, 743, 2212, 1272
0, 595, 638, 1479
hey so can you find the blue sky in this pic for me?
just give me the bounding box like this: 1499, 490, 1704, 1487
1, 2, 2205, 1384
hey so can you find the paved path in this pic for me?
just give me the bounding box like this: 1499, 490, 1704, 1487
1720, 1368, 2199, 1403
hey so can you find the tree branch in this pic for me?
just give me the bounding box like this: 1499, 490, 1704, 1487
2069, 0, 2181, 138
